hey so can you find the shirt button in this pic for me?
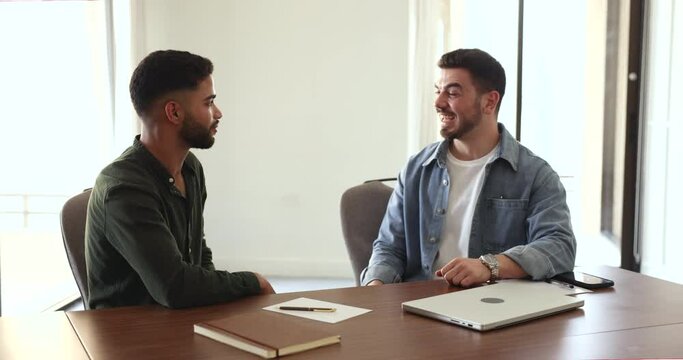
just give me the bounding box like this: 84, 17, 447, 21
437, 208, 446, 215
429, 237, 437, 243
168, 177, 174, 183
442, 179, 448, 186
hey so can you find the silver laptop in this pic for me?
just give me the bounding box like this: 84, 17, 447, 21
402, 280, 584, 331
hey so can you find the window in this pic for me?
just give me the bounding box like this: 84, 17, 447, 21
516, 0, 625, 268
0, 0, 133, 315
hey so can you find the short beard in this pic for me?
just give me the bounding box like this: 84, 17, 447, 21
180, 116, 215, 149
438, 98, 483, 141
440, 120, 478, 142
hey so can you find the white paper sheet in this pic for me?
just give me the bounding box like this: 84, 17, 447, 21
263, 297, 371, 324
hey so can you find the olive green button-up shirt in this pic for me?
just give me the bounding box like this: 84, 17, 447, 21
85, 136, 260, 309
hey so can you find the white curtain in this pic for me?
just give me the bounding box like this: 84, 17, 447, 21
407, 0, 450, 155
106, 0, 139, 156
639, 0, 683, 284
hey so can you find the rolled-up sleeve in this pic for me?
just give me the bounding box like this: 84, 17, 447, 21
503, 167, 576, 280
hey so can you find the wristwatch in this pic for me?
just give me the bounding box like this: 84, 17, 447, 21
479, 254, 499, 282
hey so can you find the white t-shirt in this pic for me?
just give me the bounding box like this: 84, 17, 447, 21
433, 144, 499, 273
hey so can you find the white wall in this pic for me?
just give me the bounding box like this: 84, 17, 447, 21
137, 0, 409, 278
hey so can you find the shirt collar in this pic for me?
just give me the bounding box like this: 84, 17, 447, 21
421, 123, 519, 171
131, 135, 197, 186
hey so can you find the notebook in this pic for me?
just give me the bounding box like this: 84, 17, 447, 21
194, 311, 341, 358
402, 280, 584, 331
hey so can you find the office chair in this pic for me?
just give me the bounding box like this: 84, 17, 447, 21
340, 179, 395, 286
59, 188, 92, 309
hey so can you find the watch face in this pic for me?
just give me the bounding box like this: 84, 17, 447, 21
482, 254, 498, 273
483, 254, 496, 265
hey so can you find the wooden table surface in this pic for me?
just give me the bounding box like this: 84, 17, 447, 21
61, 266, 683, 359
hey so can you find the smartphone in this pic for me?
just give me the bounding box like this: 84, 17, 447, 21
552, 271, 614, 289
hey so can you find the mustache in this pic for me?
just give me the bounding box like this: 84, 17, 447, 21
436, 107, 454, 116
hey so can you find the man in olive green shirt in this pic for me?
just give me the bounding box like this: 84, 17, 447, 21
85, 50, 274, 309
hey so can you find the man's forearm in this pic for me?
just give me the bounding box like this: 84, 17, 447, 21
495, 254, 528, 279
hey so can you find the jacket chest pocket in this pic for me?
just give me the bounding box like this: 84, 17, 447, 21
481, 198, 529, 252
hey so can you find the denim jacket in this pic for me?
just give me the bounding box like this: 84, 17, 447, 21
361, 123, 576, 285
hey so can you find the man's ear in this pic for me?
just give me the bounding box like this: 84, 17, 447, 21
481, 91, 500, 115
164, 101, 182, 125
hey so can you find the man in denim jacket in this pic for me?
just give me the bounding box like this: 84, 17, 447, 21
361, 49, 576, 287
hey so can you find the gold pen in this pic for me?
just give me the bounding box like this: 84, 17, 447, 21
279, 306, 337, 312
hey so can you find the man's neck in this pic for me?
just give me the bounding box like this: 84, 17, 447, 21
140, 130, 189, 177
449, 120, 500, 161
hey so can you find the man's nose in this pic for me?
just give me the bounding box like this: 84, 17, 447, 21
214, 104, 223, 119
434, 92, 447, 109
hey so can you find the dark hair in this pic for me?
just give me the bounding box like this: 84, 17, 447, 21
438, 48, 506, 112
129, 50, 213, 116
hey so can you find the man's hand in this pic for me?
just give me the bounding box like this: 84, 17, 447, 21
254, 273, 276, 294
366, 279, 384, 286
435, 258, 490, 287
435, 255, 528, 287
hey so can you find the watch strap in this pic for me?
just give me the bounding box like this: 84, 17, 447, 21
479, 254, 499, 282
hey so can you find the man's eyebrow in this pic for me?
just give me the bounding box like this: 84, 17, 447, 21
435, 82, 462, 91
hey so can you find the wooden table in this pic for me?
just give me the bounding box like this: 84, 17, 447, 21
2, 266, 683, 359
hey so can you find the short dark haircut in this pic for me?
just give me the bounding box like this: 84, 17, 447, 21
438, 48, 506, 112
129, 50, 213, 116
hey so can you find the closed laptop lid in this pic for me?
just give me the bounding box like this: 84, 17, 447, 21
402, 280, 584, 331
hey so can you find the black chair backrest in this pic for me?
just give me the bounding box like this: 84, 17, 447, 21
59, 188, 92, 309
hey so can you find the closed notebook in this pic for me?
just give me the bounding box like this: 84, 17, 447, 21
194, 310, 341, 358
